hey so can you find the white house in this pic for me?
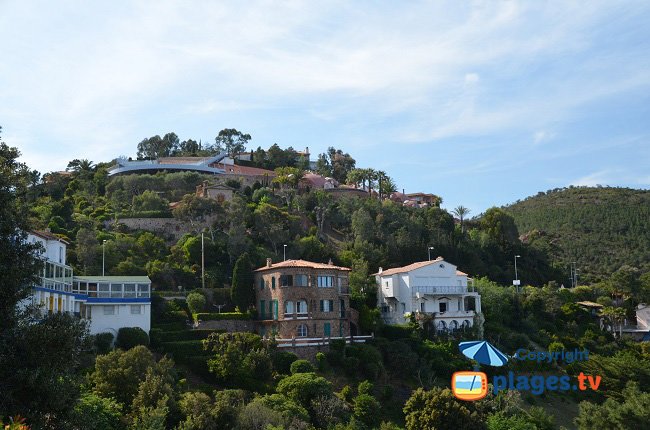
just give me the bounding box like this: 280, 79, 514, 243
375, 257, 482, 331
26, 231, 151, 336
72, 276, 152, 336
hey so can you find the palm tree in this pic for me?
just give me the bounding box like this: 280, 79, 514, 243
600, 306, 627, 338
453, 206, 471, 233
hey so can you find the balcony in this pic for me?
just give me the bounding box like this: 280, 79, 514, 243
415, 285, 469, 295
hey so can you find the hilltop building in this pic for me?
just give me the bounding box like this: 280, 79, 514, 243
375, 258, 482, 331
26, 231, 151, 336
254, 259, 356, 339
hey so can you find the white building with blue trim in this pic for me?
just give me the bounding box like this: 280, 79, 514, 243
27, 231, 151, 336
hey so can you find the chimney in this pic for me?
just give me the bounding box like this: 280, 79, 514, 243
266, 258, 273, 268
328, 258, 333, 266
402, 188, 405, 194
378, 267, 383, 274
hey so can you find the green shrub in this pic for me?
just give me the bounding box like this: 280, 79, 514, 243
94, 332, 114, 354
316, 352, 326, 371
379, 324, 413, 340
290, 359, 315, 374
272, 351, 298, 374
186, 291, 207, 315
343, 356, 360, 375
115, 327, 149, 350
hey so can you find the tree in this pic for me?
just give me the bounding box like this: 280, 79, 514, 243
214, 128, 251, 158
204, 332, 272, 385
275, 372, 333, 409
403, 387, 483, 430
75, 227, 100, 274
172, 194, 220, 225
90, 345, 175, 410
231, 253, 254, 312
186, 291, 207, 315
0, 136, 42, 329
137, 134, 178, 160
480, 207, 520, 249
70, 393, 124, 430
377, 170, 397, 199
316, 147, 356, 183
131, 190, 169, 213
575, 382, 650, 429
452, 206, 471, 233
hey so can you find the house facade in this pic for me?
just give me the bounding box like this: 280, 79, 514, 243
254, 259, 353, 339
26, 231, 151, 336
376, 258, 482, 331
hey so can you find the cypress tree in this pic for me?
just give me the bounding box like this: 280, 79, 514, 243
231, 252, 254, 312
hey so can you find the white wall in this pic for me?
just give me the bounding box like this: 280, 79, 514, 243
28, 233, 67, 265
87, 303, 151, 335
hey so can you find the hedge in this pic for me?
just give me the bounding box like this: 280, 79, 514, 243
116, 327, 150, 349
159, 329, 225, 343
193, 312, 252, 321
378, 324, 413, 340
152, 321, 187, 331
160, 340, 206, 358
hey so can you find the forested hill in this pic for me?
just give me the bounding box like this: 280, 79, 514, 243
503, 186, 650, 282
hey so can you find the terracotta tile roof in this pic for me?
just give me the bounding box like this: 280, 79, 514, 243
374, 258, 443, 276
31, 230, 69, 244
212, 163, 276, 176
255, 259, 351, 272
374, 258, 470, 277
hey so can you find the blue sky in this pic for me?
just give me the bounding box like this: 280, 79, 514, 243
1, 1, 649, 214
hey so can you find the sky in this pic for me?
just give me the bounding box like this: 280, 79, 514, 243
1, 1, 649, 214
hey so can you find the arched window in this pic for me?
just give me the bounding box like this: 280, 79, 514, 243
449, 320, 459, 331
436, 320, 447, 332
296, 300, 308, 315
297, 324, 308, 337
284, 301, 294, 316
462, 320, 471, 329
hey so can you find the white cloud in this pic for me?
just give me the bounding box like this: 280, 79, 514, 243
533, 131, 555, 144
465, 73, 480, 84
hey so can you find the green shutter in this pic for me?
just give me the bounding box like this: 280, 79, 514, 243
260, 300, 266, 319
324, 322, 331, 337
319, 300, 324, 312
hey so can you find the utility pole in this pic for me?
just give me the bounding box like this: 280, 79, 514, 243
514, 255, 521, 293
102, 240, 106, 276
283, 244, 287, 261
201, 232, 205, 289
428, 246, 434, 261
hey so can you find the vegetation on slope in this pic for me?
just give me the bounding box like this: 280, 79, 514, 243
503, 186, 650, 282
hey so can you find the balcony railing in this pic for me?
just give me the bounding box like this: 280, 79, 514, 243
415, 285, 469, 295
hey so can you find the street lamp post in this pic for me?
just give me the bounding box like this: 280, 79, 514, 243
283, 244, 287, 261
428, 246, 434, 261
514, 255, 521, 292
102, 240, 107, 276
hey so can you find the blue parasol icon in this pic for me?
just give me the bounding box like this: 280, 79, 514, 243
459, 340, 508, 367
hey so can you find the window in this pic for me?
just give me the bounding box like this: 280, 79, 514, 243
297, 324, 308, 337
296, 300, 308, 315
320, 300, 334, 312
439, 302, 447, 313
450, 320, 459, 330
436, 320, 447, 332
98, 283, 110, 298
317, 276, 333, 287
59, 246, 63, 263
103, 305, 115, 315
294, 274, 308, 286
124, 284, 136, 298
420, 302, 425, 312
280, 274, 293, 287
259, 278, 265, 290
381, 304, 390, 313
130, 305, 142, 315
137, 284, 150, 298
284, 301, 294, 315
260, 300, 266, 319
271, 277, 276, 289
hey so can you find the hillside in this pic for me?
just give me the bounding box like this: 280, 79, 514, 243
504, 186, 650, 282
